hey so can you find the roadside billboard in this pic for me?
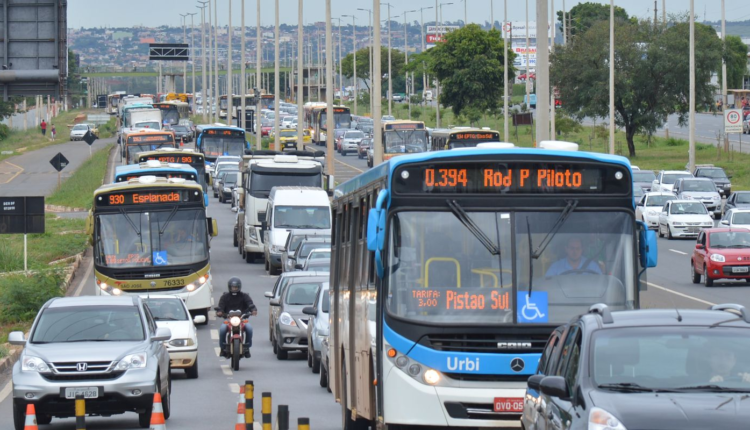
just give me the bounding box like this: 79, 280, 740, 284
425, 25, 460, 49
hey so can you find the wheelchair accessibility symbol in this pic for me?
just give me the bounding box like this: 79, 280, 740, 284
517, 292, 548, 323
153, 251, 168, 266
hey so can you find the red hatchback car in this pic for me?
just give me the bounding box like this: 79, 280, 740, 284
691, 227, 750, 286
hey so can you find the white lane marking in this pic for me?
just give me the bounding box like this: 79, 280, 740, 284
210, 329, 219, 340
73, 257, 94, 297
0, 378, 12, 404
229, 383, 240, 394
209, 312, 216, 321
221, 364, 233, 376
669, 249, 688, 255
646, 282, 716, 306
214, 347, 222, 357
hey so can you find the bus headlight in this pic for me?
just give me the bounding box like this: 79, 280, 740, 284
185, 283, 196, 292
423, 369, 441, 385
198, 276, 207, 285
112, 288, 122, 296
98, 281, 108, 291
395, 356, 408, 368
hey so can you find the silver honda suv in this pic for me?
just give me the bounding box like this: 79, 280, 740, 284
10, 296, 172, 430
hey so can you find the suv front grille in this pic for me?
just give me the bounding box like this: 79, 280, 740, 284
425, 333, 548, 354
46, 361, 122, 381
52, 361, 113, 373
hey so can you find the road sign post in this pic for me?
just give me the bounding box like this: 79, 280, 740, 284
0, 196, 45, 272
83, 130, 97, 157
50, 152, 69, 188
724, 109, 742, 134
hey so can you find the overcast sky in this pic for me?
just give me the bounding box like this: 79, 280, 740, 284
68, 0, 750, 29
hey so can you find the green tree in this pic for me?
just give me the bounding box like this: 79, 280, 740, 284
551, 19, 721, 157
724, 35, 748, 89
426, 24, 515, 119
556, 2, 631, 38
340, 47, 405, 94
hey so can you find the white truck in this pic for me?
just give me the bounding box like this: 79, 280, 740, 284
235, 151, 330, 271
118, 108, 162, 150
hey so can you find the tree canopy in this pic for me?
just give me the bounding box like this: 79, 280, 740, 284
421, 24, 514, 120
556, 2, 631, 38
340, 46, 405, 93
551, 19, 721, 157
724, 35, 748, 89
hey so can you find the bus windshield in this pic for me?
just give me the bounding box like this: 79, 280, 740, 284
321, 111, 352, 129
127, 143, 174, 164
249, 172, 321, 198
202, 136, 245, 157
384, 130, 429, 154
158, 107, 179, 125
386, 211, 633, 325
95, 208, 208, 268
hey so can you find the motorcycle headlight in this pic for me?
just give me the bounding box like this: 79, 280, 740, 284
230, 316, 242, 327
589, 407, 627, 430
22, 356, 50, 373
710, 254, 726, 262
169, 338, 195, 347
279, 312, 296, 326
116, 353, 147, 370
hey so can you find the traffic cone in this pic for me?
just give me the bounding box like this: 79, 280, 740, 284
24, 404, 38, 430
149, 393, 166, 430
235, 386, 246, 430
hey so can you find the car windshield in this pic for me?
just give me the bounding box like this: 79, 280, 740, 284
345, 131, 364, 139
592, 327, 750, 392
682, 180, 716, 192
646, 195, 676, 207
248, 171, 321, 198
387, 211, 634, 324
384, 129, 429, 154
306, 262, 330, 272
280, 130, 296, 137
308, 250, 330, 260
223, 172, 239, 185
735, 193, 750, 204
632, 171, 655, 182
31, 306, 145, 343
95, 209, 208, 267
710, 231, 750, 248
202, 136, 245, 157
73, 125, 88, 130
662, 173, 692, 184
172, 125, 188, 132
144, 298, 189, 321
284, 282, 321, 305
670, 202, 707, 215
698, 169, 728, 179
298, 242, 330, 258
732, 212, 750, 225
273, 206, 330, 229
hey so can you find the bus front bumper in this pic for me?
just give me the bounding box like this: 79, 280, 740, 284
95, 275, 214, 312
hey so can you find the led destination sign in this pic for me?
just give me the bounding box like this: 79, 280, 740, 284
127, 134, 174, 144
412, 288, 510, 311
205, 129, 244, 137
452, 132, 499, 141
96, 190, 201, 206
139, 155, 203, 165
394, 161, 629, 194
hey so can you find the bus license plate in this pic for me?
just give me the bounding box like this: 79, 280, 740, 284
494, 397, 524, 413
732, 267, 749, 273
64, 387, 99, 399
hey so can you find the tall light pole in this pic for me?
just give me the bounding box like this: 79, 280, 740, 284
188, 13, 197, 99
343, 15, 357, 116
525, 0, 530, 114
381, 2, 393, 116
274, 0, 281, 151
689, 0, 695, 172
403, 10, 416, 119
462, 0, 467, 25
326, 0, 335, 177
549, 0, 555, 139
608, 0, 614, 154
503, 0, 508, 142
240, 0, 246, 133
197, 2, 208, 122
419, 6, 433, 99
204, 0, 213, 118
226, 0, 233, 126
255, 0, 261, 149
536, 0, 549, 142
721, 0, 728, 151
180, 13, 188, 93
438, 2, 453, 128
297, 0, 304, 149
357, 8, 371, 115
491, 0, 494, 29
333, 17, 343, 101
373, 0, 383, 165
213, 0, 219, 122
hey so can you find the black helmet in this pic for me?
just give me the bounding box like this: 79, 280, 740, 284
228, 277, 242, 295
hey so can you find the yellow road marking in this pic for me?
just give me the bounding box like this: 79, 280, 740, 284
0, 160, 23, 184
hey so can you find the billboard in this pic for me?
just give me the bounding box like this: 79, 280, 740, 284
512, 45, 537, 69
425, 25, 460, 49
502, 21, 551, 40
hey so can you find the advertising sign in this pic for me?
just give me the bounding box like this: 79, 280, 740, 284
425, 25, 460, 49
502, 21, 551, 39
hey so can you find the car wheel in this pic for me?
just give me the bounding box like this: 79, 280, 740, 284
13, 399, 26, 430
312, 351, 321, 374
36, 413, 52, 425
275, 340, 288, 360
233, 231, 239, 247
307, 345, 313, 368
232, 338, 241, 371
691, 261, 701, 284
319, 361, 328, 388
667, 225, 674, 240
704, 265, 714, 287
185, 357, 199, 379
161, 373, 172, 420
658, 224, 664, 238
138, 406, 152, 428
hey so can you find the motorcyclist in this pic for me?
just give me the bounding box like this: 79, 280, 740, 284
217, 277, 256, 358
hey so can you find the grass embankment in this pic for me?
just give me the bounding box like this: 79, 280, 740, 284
46, 144, 114, 209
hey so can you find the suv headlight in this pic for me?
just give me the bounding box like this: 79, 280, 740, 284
169, 338, 195, 347
22, 356, 50, 373
589, 407, 627, 430
710, 254, 726, 262
116, 353, 148, 370
279, 312, 297, 326
672, 222, 684, 226
713, 195, 720, 200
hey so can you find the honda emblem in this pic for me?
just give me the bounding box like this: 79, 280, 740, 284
76, 362, 88, 372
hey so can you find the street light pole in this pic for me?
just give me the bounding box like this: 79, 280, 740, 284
721, 0, 728, 151
256, 0, 261, 149
536, 0, 549, 142
381, 3, 393, 116
197, 2, 208, 122
213, 0, 219, 122
403, 10, 416, 119
226, 0, 233, 126
689, 0, 695, 172
188, 13, 197, 100
608, 0, 614, 154
549, 0, 555, 139
274, 0, 280, 151
326, 0, 335, 177
373, 0, 383, 165
503, 0, 508, 142
240, 0, 246, 132
297, 0, 303, 149
180, 13, 188, 94
437, 2, 453, 128
357, 8, 372, 115
333, 17, 343, 102
343, 15, 357, 116
419, 6, 432, 100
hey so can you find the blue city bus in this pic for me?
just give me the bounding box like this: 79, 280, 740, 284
136, 148, 208, 193
328, 142, 657, 428
195, 124, 250, 168
114, 161, 208, 206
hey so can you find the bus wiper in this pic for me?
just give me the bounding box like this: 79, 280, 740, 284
531, 200, 578, 259
446, 200, 500, 255
119, 208, 144, 251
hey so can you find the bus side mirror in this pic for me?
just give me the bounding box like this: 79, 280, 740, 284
208, 218, 219, 237
638, 221, 657, 269
204, 194, 209, 207
367, 189, 390, 279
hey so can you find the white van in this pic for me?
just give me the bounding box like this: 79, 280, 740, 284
263, 187, 331, 275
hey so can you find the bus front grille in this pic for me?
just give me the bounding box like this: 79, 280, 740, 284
442, 373, 530, 382
424, 333, 548, 354
111, 268, 192, 280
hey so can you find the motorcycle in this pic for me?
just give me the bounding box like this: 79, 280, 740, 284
216, 308, 253, 371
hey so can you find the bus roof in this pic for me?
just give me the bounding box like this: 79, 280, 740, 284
196, 124, 245, 132
115, 161, 198, 175
430, 127, 499, 137
138, 148, 198, 156
334, 147, 633, 202
94, 176, 204, 197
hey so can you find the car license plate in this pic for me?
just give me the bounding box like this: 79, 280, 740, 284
64, 387, 99, 399
493, 397, 524, 413
687, 227, 699, 233
732, 267, 749, 273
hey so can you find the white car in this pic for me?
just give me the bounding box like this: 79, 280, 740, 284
720, 209, 750, 229
281, 116, 297, 128
339, 130, 365, 155
636, 192, 677, 230
70, 123, 93, 141
142, 295, 204, 379
658, 200, 714, 239
651, 170, 693, 194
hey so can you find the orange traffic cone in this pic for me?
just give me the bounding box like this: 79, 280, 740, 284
235, 386, 246, 430
149, 392, 166, 430
24, 404, 38, 430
